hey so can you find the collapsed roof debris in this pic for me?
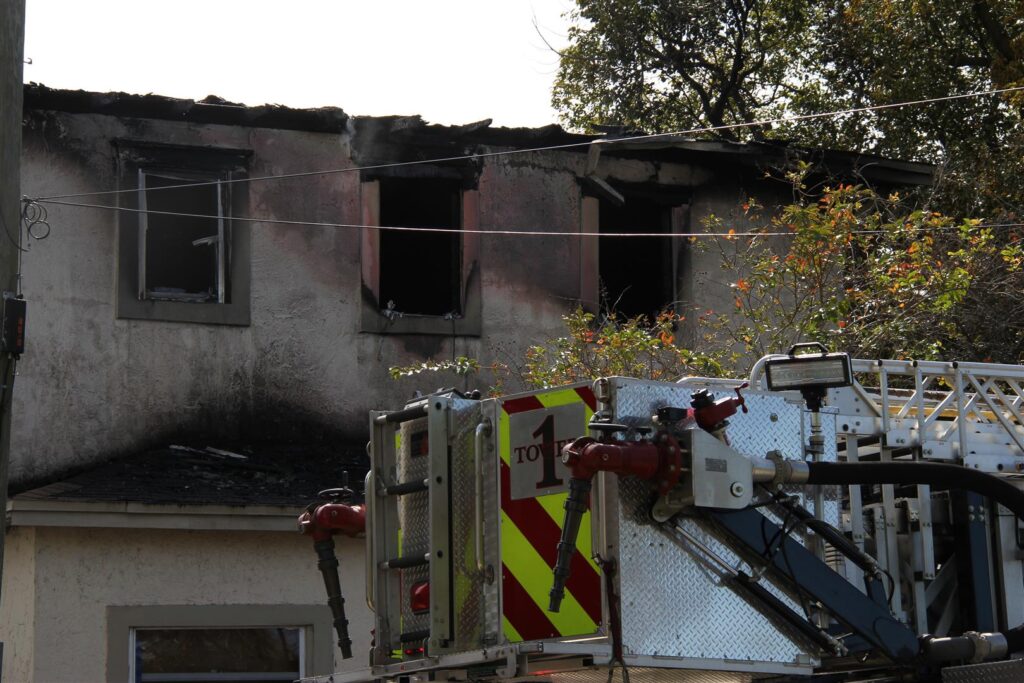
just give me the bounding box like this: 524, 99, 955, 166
13, 441, 369, 507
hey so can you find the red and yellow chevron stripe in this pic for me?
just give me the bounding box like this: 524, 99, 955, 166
499, 387, 602, 642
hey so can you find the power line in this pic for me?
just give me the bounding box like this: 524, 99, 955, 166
28, 84, 1024, 203
33, 198, 1024, 239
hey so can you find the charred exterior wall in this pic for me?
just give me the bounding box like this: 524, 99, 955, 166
15, 94, 932, 486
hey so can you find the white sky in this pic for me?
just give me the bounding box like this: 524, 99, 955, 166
23, 0, 575, 129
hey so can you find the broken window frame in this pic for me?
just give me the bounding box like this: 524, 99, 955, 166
359, 168, 482, 336
137, 168, 230, 305
115, 141, 252, 326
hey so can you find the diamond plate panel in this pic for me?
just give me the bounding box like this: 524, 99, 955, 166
941, 659, 1024, 683
448, 397, 490, 651
608, 378, 818, 667
398, 416, 431, 640
616, 476, 807, 663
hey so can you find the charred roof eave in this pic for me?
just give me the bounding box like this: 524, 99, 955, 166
23, 83, 350, 134
22, 84, 933, 187
589, 137, 934, 187
349, 114, 596, 168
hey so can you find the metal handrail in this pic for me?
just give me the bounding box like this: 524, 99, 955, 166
474, 419, 492, 574
365, 470, 376, 612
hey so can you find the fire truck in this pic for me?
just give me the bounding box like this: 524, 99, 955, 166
299, 344, 1024, 682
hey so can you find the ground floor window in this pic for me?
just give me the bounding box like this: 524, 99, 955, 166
131, 627, 302, 682
107, 605, 332, 683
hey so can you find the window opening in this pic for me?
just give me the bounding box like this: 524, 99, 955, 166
139, 171, 227, 304
378, 177, 461, 317
598, 198, 672, 320
129, 626, 303, 683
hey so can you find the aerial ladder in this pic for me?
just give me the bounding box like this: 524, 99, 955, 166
300, 345, 1024, 683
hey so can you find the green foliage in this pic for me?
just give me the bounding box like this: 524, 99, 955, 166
550, 0, 1024, 365
517, 309, 725, 387
553, 0, 1024, 220
388, 309, 726, 396
388, 180, 1024, 393
702, 176, 1024, 363
553, 0, 809, 137
388, 356, 481, 380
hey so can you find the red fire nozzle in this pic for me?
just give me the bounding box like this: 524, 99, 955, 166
298, 493, 366, 660
560, 432, 683, 495
692, 382, 748, 432
298, 502, 366, 542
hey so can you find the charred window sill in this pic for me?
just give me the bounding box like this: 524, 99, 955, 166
360, 301, 482, 337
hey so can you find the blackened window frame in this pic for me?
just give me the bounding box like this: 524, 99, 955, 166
580, 181, 691, 319
138, 169, 228, 304
115, 141, 251, 326
359, 166, 482, 336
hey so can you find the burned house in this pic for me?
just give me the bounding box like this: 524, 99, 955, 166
0, 85, 932, 681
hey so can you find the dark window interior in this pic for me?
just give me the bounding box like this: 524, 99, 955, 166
379, 177, 461, 316
599, 197, 673, 320
134, 627, 300, 681
144, 174, 222, 302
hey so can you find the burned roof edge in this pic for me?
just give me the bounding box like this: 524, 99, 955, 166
23, 83, 350, 134
22, 84, 933, 186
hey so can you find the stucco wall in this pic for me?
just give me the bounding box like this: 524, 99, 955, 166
685, 175, 793, 352
0, 527, 35, 683
0, 525, 370, 682
15, 113, 595, 485
16, 108, 777, 485
17, 113, 365, 483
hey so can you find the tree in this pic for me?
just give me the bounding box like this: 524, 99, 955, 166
549, 0, 1024, 369
553, 1, 1024, 217
702, 174, 1024, 365
553, 0, 810, 137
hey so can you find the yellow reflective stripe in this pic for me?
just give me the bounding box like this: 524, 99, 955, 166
535, 493, 598, 573
502, 615, 523, 643
500, 510, 597, 636
535, 388, 581, 408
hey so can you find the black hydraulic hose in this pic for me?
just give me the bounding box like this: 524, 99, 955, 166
549, 477, 591, 613
774, 494, 878, 575
314, 538, 353, 659
806, 461, 1024, 657
806, 461, 1024, 519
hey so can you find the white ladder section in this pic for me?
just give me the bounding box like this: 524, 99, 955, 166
824, 358, 1024, 473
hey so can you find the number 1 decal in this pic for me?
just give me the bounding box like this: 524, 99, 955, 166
532, 414, 564, 489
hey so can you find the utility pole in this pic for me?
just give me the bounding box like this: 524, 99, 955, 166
0, 0, 26, 658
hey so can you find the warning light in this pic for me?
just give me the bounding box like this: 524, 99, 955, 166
411, 580, 430, 615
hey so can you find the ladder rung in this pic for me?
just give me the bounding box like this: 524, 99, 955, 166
376, 403, 428, 425
399, 629, 430, 644
385, 479, 429, 496
382, 554, 430, 570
